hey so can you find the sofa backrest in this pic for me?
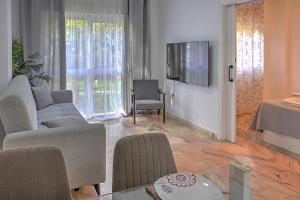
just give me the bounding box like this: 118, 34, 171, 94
0, 75, 38, 134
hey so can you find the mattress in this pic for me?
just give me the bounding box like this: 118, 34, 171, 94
251, 99, 300, 139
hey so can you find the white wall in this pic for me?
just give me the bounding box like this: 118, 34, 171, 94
0, 0, 12, 94
155, 0, 227, 137
150, 0, 160, 79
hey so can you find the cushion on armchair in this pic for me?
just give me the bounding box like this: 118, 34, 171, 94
135, 100, 164, 110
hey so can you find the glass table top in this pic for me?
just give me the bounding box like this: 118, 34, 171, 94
98, 161, 300, 200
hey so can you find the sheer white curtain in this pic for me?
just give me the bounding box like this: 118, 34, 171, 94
123, 0, 151, 114
65, 0, 127, 119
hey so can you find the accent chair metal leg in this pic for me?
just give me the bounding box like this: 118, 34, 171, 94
133, 107, 136, 124
163, 93, 166, 123
163, 108, 166, 123
94, 183, 100, 196
158, 109, 160, 115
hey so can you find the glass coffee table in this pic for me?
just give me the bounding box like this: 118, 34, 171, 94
99, 161, 300, 200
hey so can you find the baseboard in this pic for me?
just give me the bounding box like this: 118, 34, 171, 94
263, 130, 300, 155
166, 112, 215, 138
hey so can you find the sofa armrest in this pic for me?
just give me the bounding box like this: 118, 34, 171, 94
3, 124, 106, 189
51, 90, 73, 104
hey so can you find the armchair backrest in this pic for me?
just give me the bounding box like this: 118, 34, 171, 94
0, 146, 72, 200
133, 80, 159, 100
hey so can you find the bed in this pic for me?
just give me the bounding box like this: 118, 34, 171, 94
251, 99, 300, 155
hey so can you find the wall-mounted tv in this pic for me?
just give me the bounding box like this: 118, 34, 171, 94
166, 41, 209, 87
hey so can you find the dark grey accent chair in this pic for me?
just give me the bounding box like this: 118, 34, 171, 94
112, 133, 177, 192
132, 80, 166, 124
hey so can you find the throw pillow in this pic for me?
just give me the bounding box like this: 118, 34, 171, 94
32, 84, 54, 110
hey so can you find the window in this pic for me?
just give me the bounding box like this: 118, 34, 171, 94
65, 14, 125, 118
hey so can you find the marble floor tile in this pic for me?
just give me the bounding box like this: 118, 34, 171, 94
72, 114, 300, 199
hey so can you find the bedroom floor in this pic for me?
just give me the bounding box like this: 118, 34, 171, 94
236, 113, 259, 141
72, 114, 300, 199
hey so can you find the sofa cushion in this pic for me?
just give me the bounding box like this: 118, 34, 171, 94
32, 84, 54, 110
135, 100, 164, 110
37, 103, 85, 126
44, 116, 87, 128
0, 76, 38, 134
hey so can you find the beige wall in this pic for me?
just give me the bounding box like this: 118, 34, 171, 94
289, 0, 300, 94
264, 0, 300, 99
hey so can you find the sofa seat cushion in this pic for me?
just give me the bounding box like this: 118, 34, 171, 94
135, 100, 164, 110
44, 116, 87, 128
37, 103, 86, 126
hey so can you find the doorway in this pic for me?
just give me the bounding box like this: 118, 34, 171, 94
226, 0, 264, 142
235, 1, 264, 141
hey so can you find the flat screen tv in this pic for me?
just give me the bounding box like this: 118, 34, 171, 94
166, 41, 209, 86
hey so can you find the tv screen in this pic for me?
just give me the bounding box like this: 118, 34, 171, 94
166, 41, 209, 86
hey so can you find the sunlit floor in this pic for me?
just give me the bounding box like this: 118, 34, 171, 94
72, 113, 300, 199
236, 113, 258, 141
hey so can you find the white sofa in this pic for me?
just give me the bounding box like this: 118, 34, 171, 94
0, 75, 106, 189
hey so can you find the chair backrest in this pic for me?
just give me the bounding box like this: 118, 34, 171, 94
0, 146, 72, 200
112, 133, 177, 192
133, 80, 160, 100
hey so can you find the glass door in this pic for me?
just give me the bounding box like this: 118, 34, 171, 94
65, 14, 125, 119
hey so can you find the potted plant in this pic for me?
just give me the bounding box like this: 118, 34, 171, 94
12, 38, 52, 85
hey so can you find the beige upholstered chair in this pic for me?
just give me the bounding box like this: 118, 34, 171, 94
0, 146, 72, 200
112, 133, 177, 192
